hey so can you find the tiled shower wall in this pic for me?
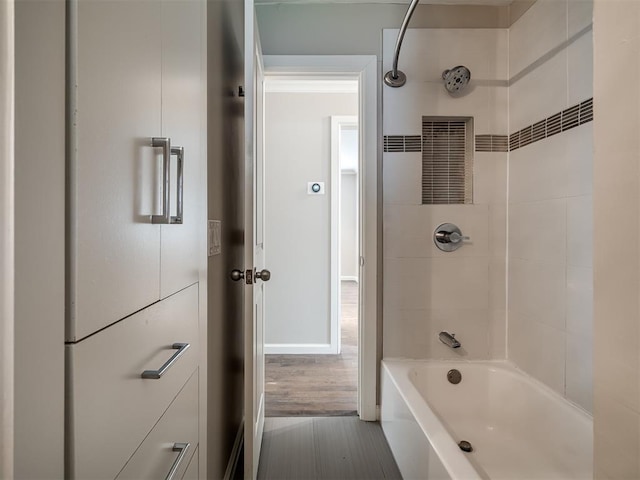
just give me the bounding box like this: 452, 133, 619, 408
382, 0, 593, 413
382, 28, 509, 360
507, 0, 593, 412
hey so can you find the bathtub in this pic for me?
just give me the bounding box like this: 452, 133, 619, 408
381, 360, 593, 480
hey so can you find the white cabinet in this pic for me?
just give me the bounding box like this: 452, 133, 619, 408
69, 0, 204, 342
66, 1, 206, 478
67, 285, 199, 479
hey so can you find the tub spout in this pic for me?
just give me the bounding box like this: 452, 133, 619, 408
439, 331, 461, 349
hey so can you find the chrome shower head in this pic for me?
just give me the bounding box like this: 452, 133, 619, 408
442, 66, 471, 94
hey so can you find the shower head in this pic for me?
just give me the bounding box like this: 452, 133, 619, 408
442, 66, 471, 94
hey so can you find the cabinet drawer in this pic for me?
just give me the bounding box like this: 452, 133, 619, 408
116, 372, 198, 480
67, 284, 199, 479
181, 445, 199, 480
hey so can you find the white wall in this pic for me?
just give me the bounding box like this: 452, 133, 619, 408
507, 0, 593, 412
265, 91, 357, 350
13, 1, 66, 477
0, 0, 14, 476
340, 125, 358, 281
593, 1, 640, 477
382, 28, 509, 360
341, 173, 358, 280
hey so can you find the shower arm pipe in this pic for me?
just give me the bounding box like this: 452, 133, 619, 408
384, 0, 421, 88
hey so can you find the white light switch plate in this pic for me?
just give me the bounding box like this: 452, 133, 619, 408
208, 220, 221, 256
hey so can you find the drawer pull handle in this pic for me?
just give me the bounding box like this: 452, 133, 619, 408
170, 146, 184, 225
166, 442, 190, 480
141, 343, 190, 379
152, 137, 171, 225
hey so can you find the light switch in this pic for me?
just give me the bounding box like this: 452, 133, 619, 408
208, 220, 221, 256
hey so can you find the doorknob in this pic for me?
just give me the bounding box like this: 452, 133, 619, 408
255, 269, 271, 282
230, 269, 245, 282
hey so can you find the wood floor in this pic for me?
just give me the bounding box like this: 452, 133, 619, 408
257, 417, 402, 480
265, 282, 358, 417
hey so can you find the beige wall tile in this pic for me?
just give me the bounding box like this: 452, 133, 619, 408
566, 332, 594, 412
509, 0, 568, 77
508, 310, 567, 393
566, 265, 593, 337
568, 30, 594, 105
509, 49, 568, 132
383, 307, 491, 359
509, 257, 567, 331
566, 123, 593, 197
384, 204, 489, 259
383, 154, 422, 206
474, 153, 507, 205
384, 257, 490, 311
508, 135, 568, 203
508, 199, 567, 264
568, 0, 593, 38
567, 194, 593, 268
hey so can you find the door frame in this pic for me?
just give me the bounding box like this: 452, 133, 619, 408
263, 55, 378, 421
0, 0, 15, 475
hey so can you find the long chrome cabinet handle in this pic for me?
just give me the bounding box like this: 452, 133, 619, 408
170, 146, 184, 224
141, 342, 190, 379
152, 137, 171, 224
165, 442, 190, 480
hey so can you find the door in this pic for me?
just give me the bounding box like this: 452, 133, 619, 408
244, 12, 266, 480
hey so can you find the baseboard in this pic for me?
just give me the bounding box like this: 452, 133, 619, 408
265, 343, 338, 355
341, 276, 359, 283
223, 418, 244, 480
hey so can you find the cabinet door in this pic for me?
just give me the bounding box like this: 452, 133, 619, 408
69, 0, 162, 341
160, 0, 206, 298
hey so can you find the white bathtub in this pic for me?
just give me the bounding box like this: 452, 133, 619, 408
381, 360, 593, 480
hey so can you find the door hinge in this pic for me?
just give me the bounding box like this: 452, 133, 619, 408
359, 256, 365, 267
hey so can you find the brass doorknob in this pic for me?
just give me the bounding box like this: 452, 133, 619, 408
255, 269, 271, 282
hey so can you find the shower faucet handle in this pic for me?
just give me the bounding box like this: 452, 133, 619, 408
434, 223, 469, 252
448, 231, 470, 244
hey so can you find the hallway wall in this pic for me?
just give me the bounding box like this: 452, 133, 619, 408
264, 91, 357, 351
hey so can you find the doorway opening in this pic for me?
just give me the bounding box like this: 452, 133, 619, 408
262, 77, 360, 417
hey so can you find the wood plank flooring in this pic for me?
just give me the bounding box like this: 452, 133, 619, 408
257, 417, 402, 480
265, 282, 359, 416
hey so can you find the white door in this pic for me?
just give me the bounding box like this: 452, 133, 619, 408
244, 11, 266, 480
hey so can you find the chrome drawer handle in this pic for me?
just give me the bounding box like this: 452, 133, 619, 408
170, 146, 184, 225
141, 343, 190, 379
165, 442, 190, 480
152, 137, 171, 225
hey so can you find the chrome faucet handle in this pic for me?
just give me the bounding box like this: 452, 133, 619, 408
448, 231, 470, 244
434, 223, 470, 252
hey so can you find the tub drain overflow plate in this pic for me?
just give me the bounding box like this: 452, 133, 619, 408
458, 440, 473, 453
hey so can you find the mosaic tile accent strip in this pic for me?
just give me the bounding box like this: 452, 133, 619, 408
383, 135, 421, 152
475, 135, 508, 153
383, 97, 593, 154
509, 98, 593, 152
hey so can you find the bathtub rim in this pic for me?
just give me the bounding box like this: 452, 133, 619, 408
381, 359, 483, 480
382, 358, 594, 419
381, 358, 593, 480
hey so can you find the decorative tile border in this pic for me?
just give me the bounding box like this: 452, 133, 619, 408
383, 97, 593, 154
509, 98, 593, 151
475, 135, 508, 152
